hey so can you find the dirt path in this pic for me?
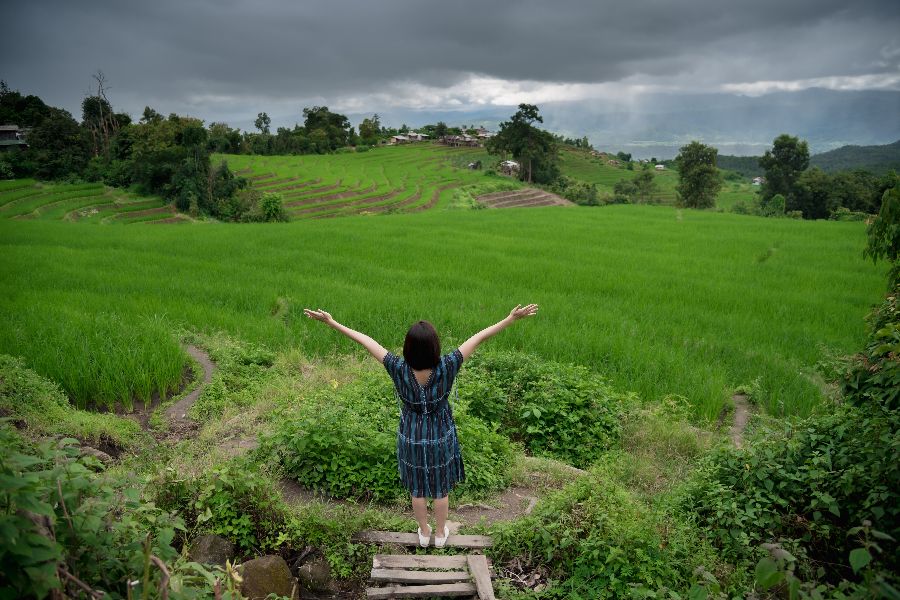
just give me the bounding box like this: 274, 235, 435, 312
729, 393, 750, 448
165, 345, 216, 426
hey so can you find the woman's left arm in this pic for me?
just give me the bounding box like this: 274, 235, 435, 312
303, 309, 388, 362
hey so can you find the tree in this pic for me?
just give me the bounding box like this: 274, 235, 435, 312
302, 106, 351, 152
675, 141, 722, 208
864, 185, 900, 285
486, 104, 559, 184
435, 121, 448, 139
24, 107, 91, 180
792, 168, 834, 219
358, 114, 381, 145
632, 169, 657, 204
759, 134, 809, 210
81, 72, 122, 159
140, 106, 163, 124
613, 179, 638, 203
254, 112, 271, 134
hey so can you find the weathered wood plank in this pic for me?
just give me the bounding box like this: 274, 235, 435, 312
370, 568, 470, 584
366, 582, 477, 598
354, 530, 493, 548
373, 554, 467, 569
467, 555, 496, 600
373, 554, 493, 570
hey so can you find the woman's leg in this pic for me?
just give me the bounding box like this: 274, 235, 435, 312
434, 496, 449, 536
411, 495, 430, 535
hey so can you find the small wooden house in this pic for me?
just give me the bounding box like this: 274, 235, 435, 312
0, 125, 28, 152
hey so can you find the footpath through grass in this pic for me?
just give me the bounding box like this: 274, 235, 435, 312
0, 205, 883, 419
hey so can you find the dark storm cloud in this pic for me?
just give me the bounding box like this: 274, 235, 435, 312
2, 0, 899, 125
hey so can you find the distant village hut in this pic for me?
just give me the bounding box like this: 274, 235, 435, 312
655, 164, 665, 170
499, 160, 520, 175
390, 135, 409, 145
0, 125, 28, 152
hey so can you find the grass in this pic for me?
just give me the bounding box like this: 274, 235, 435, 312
0, 204, 884, 420
219, 144, 521, 218
558, 146, 758, 209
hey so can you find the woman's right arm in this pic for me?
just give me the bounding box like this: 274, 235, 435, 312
458, 304, 538, 361
303, 309, 389, 362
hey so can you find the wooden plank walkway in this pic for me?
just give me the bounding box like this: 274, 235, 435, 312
356, 532, 496, 599
353, 530, 493, 549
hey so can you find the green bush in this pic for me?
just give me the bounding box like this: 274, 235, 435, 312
838, 282, 900, 411
459, 352, 630, 467
0, 424, 184, 599
150, 461, 288, 553
259, 370, 514, 502
491, 470, 725, 599
678, 403, 899, 590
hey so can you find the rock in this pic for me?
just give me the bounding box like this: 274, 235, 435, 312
188, 534, 234, 567
297, 556, 334, 593
80, 446, 113, 464
239, 555, 294, 600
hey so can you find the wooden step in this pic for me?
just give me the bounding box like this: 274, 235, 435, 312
373, 554, 492, 570
366, 582, 476, 598
353, 530, 493, 548
371, 569, 470, 584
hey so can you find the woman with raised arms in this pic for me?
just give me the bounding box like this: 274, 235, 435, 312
303, 304, 539, 548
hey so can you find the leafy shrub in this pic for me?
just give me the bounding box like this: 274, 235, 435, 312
459, 352, 630, 467
258, 191, 288, 222
259, 370, 514, 502
838, 282, 900, 411
830, 206, 869, 221
150, 461, 288, 553
677, 403, 899, 589
0, 424, 183, 599
491, 470, 724, 599
547, 176, 599, 205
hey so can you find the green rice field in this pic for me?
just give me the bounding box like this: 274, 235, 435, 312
0, 202, 884, 420
558, 146, 758, 209
221, 144, 521, 218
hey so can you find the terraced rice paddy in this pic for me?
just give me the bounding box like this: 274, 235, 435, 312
476, 188, 572, 208
221, 143, 523, 218
0, 179, 172, 224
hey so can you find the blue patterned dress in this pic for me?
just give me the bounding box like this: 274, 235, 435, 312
382, 349, 465, 498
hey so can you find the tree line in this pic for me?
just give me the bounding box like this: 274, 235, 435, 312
673, 134, 898, 219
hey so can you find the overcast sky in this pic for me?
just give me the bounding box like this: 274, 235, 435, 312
3, 0, 900, 131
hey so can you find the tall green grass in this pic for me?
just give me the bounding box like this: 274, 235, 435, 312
0, 205, 883, 418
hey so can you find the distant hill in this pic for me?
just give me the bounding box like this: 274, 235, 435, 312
809, 139, 900, 175
717, 155, 764, 178
717, 140, 900, 180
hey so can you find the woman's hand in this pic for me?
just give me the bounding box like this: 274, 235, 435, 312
303, 308, 334, 324
508, 304, 539, 321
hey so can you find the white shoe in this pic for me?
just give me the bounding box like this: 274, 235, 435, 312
417, 526, 431, 548
434, 525, 450, 549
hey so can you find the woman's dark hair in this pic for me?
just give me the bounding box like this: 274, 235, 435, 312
403, 320, 440, 370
